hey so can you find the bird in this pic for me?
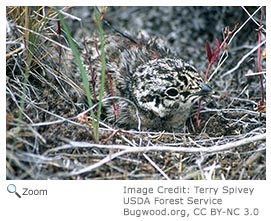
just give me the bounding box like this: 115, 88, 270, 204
76, 28, 212, 131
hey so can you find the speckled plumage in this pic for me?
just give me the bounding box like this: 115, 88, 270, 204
78, 31, 211, 130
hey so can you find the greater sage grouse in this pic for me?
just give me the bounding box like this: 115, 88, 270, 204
73, 30, 212, 131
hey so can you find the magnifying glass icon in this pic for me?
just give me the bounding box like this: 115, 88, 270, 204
7, 184, 21, 198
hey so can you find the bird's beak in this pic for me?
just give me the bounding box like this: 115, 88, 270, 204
199, 83, 212, 96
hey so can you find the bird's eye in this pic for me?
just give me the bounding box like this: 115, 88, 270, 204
165, 87, 179, 99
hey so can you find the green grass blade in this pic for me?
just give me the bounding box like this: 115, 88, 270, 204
57, 9, 100, 141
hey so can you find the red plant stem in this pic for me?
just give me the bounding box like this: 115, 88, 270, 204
196, 62, 212, 127
196, 51, 212, 127
197, 25, 237, 128
203, 26, 237, 83
57, 20, 62, 70
204, 62, 212, 82
257, 7, 265, 103
218, 25, 237, 52
106, 70, 119, 117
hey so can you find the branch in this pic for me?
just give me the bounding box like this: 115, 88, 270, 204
222, 40, 266, 77
53, 133, 265, 176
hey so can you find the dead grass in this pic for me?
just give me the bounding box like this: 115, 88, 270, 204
6, 6, 266, 180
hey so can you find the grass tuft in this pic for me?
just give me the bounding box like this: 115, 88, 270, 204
58, 7, 107, 142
